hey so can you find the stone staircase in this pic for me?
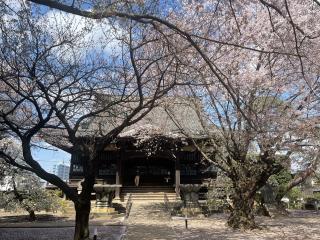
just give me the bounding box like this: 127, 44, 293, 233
120, 186, 179, 202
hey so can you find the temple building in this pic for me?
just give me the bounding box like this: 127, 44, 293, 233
68, 97, 217, 202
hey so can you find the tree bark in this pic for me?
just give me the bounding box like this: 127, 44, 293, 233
74, 201, 91, 240
273, 192, 289, 216
227, 187, 256, 229
27, 209, 36, 221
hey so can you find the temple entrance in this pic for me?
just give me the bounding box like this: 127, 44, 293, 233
122, 156, 175, 186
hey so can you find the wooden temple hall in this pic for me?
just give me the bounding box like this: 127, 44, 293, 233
68, 98, 217, 202
70, 141, 209, 199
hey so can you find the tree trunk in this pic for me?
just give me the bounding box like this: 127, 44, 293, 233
273, 193, 289, 216
74, 200, 91, 240
27, 209, 36, 221
227, 187, 256, 229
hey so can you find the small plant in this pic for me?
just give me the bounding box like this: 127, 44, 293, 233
313, 192, 320, 201
287, 187, 304, 209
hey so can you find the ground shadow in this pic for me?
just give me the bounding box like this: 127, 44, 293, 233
0, 214, 68, 224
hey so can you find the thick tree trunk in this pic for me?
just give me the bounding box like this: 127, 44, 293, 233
72, 151, 97, 240
27, 209, 36, 221
74, 201, 91, 240
255, 196, 271, 217
227, 188, 256, 229
273, 193, 289, 216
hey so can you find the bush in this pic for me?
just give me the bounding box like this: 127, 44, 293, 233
287, 187, 304, 209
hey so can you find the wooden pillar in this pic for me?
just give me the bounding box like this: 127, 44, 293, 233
115, 152, 122, 200
175, 154, 181, 197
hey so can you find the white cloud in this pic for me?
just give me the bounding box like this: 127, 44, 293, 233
38, 10, 123, 56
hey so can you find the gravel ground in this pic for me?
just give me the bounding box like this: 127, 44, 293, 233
0, 225, 126, 240
171, 210, 320, 240
123, 202, 320, 240
1, 207, 319, 240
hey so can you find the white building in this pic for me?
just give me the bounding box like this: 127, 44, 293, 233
53, 164, 70, 181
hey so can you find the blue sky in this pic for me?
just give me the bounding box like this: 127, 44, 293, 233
32, 146, 70, 173
20, 0, 180, 174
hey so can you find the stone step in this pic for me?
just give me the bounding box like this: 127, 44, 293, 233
122, 186, 173, 188
123, 191, 175, 193
121, 194, 180, 201
122, 188, 174, 190
121, 192, 177, 196
121, 192, 176, 195
122, 193, 175, 196
122, 196, 177, 200
122, 191, 175, 194
122, 196, 178, 200
122, 194, 177, 198
122, 199, 178, 203
119, 187, 179, 203
121, 187, 175, 190
122, 188, 175, 192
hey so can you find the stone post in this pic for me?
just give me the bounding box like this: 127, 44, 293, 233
175, 155, 180, 198
115, 152, 122, 200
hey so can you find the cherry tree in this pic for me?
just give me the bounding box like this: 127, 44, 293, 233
0, 2, 183, 239
165, 0, 320, 228
24, 1, 320, 93
7, 0, 320, 231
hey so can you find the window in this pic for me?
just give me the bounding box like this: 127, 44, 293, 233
181, 164, 197, 176
72, 164, 83, 173
98, 164, 116, 176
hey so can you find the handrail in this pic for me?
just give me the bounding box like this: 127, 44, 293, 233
164, 193, 169, 212
125, 193, 133, 219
